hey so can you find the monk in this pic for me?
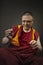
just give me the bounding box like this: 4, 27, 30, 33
0, 11, 43, 65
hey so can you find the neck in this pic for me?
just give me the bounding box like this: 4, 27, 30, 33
23, 28, 31, 32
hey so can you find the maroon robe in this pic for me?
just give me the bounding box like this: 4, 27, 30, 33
0, 25, 43, 65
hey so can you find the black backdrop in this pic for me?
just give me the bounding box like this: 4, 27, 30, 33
0, 0, 43, 47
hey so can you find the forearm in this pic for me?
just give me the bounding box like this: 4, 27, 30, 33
37, 37, 43, 51
2, 28, 13, 44
2, 37, 10, 44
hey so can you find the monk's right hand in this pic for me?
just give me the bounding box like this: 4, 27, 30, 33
2, 28, 13, 44
5, 28, 13, 37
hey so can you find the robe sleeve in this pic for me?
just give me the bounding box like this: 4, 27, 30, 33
34, 30, 39, 41
12, 25, 18, 37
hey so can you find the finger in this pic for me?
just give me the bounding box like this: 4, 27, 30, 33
31, 42, 37, 46
29, 40, 37, 45
5, 29, 12, 36
5, 29, 11, 33
32, 46, 38, 49
8, 36, 12, 39
30, 42, 37, 47
31, 44, 38, 47
31, 44, 38, 49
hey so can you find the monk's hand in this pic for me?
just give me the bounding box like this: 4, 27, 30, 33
5, 28, 13, 39
29, 40, 40, 49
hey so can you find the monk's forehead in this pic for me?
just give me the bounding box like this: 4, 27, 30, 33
22, 15, 33, 21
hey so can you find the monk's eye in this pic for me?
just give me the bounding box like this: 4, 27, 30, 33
22, 20, 32, 23
26, 21, 32, 22
23, 20, 25, 22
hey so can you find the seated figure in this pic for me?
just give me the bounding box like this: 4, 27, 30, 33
0, 11, 43, 65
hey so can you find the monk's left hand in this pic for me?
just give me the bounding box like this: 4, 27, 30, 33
29, 40, 42, 50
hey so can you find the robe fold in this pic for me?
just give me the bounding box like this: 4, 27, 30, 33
0, 25, 43, 65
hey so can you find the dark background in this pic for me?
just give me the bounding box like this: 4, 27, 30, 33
0, 0, 43, 47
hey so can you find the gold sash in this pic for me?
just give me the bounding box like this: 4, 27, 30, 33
11, 25, 35, 46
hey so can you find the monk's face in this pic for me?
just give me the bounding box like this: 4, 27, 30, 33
22, 15, 33, 31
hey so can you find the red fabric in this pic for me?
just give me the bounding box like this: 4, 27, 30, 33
19, 30, 33, 46
0, 25, 43, 65
12, 25, 18, 37
0, 48, 43, 65
34, 30, 39, 40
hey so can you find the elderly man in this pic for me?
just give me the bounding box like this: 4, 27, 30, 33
0, 11, 43, 65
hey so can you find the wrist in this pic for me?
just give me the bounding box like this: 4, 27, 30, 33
2, 37, 9, 44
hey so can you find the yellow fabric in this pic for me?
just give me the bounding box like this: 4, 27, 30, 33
11, 25, 35, 46
32, 28, 35, 40
11, 25, 21, 46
